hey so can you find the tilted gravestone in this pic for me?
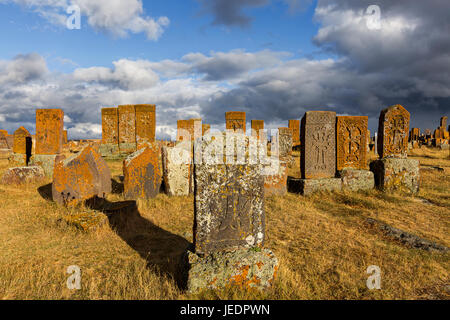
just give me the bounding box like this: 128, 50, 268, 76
52, 145, 111, 206
123, 142, 162, 199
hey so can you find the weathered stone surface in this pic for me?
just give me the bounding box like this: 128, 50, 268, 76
225, 111, 246, 133
277, 127, 293, 159
251, 120, 264, 141
123, 142, 162, 199
370, 158, 420, 194
162, 142, 191, 196
8, 153, 28, 167
0, 131, 9, 149
410, 128, 420, 141
300, 111, 336, 179
440, 116, 448, 128
98, 143, 120, 158
184, 248, 278, 293
194, 162, 265, 255
62, 211, 108, 232
177, 118, 202, 142
336, 116, 368, 170
35, 109, 64, 155
135, 104, 156, 143
101, 108, 119, 144
13, 126, 32, 155
118, 105, 136, 153
29, 154, 65, 177
63, 130, 68, 145
0, 166, 45, 185
264, 159, 287, 196
288, 120, 300, 147
202, 124, 210, 136
377, 105, 410, 159
338, 169, 374, 192
293, 178, 342, 196
52, 145, 112, 206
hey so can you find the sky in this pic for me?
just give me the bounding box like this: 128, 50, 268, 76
0, 0, 449, 140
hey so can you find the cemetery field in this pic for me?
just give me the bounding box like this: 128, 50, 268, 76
0, 148, 448, 300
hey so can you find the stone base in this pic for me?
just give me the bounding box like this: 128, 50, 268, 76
119, 143, 137, 155
183, 248, 278, 293
264, 160, 287, 197
29, 154, 65, 177
8, 153, 28, 167
0, 148, 12, 160
98, 143, 119, 157
370, 158, 420, 194
0, 166, 45, 185
338, 169, 375, 192
290, 178, 342, 196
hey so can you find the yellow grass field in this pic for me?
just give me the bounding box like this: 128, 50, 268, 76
0, 147, 449, 300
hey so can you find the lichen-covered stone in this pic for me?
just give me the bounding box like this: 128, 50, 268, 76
377, 105, 410, 159
135, 104, 156, 143
0, 166, 45, 185
225, 111, 246, 133
264, 159, 287, 196
29, 154, 65, 177
35, 109, 64, 155
13, 126, 32, 155
52, 145, 112, 206
277, 127, 293, 159
194, 161, 265, 255
300, 111, 336, 179
298, 178, 342, 196
336, 116, 368, 170
338, 169, 374, 192
98, 143, 120, 158
288, 120, 300, 147
370, 158, 420, 194
123, 142, 162, 199
118, 105, 137, 154
162, 142, 191, 196
0, 131, 10, 149
184, 248, 278, 293
62, 211, 108, 232
251, 120, 264, 141
8, 153, 28, 167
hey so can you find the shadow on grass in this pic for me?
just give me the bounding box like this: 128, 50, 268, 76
86, 197, 192, 289
37, 183, 53, 201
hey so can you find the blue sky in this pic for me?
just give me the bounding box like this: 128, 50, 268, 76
0, 0, 321, 72
0, 0, 448, 139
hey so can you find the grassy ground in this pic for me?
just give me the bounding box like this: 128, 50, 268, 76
0, 147, 448, 300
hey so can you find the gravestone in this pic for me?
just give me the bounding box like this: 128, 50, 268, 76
264, 159, 288, 196
288, 120, 300, 147
135, 104, 156, 143
10, 126, 32, 166
0, 166, 45, 185
251, 120, 264, 141
410, 128, 420, 141
440, 116, 447, 128
300, 111, 336, 179
336, 116, 368, 170
162, 142, 191, 196
118, 105, 136, 154
202, 124, 210, 136
35, 109, 64, 155
377, 104, 409, 159
63, 130, 68, 145
225, 111, 246, 133
99, 107, 119, 157
52, 145, 112, 206
123, 142, 162, 199
277, 127, 293, 159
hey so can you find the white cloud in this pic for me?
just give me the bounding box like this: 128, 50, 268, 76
0, 0, 170, 40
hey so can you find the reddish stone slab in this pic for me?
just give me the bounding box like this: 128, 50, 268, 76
135, 104, 156, 143
226, 111, 246, 133
336, 116, 368, 170
35, 109, 64, 155
377, 104, 410, 159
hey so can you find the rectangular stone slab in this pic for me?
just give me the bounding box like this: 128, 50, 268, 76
101, 108, 119, 144
135, 104, 156, 143
118, 105, 136, 145
300, 111, 336, 179
377, 104, 410, 159
225, 111, 246, 133
336, 116, 368, 170
288, 120, 300, 146
194, 163, 265, 255
35, 109, 64, 155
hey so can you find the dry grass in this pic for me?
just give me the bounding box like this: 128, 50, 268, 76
0, 147, 448, 300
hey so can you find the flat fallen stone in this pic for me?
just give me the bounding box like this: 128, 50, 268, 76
338, 169, 374, 192
183, 248, 279, 293
0, 166, 45, 185
297, 178, 342, 196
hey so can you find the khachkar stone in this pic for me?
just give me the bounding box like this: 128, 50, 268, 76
63, 130, 68, 145
300, 111, 336, 179
118, 105, 136, 154
225, 111, 246, 133
135, 104, 156, 144
30, 109, 64, 177
52, 145, 112, 206
377, 104, 409, 159
289, 120, 300, 147
410, 128, 420, 141
336, 116, 368, 170
277, 127, 293, 159
35, 109, 64, 155
162, 142, 190, 196
251, 120, 264, 140
177, 118, 202, 142
9, 126, 32, 167
264, 159, 288, 196
183, 133, 278, 293
123, 142, 162, 199
440, 116, 448, 128
202, 124, 210, 136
